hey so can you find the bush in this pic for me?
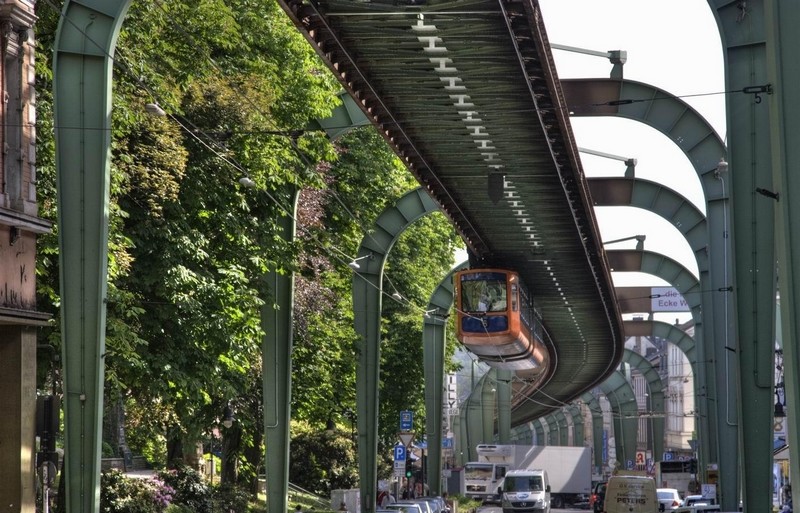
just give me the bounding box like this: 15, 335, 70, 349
158, 466, 213, 513
289, 430, 357, 496
100, 469, 174, 513
450, 495, 481, 513
165, 504, 194, 513
212, 484, 250, 512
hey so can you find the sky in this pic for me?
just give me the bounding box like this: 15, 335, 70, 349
537, 0, 726, 322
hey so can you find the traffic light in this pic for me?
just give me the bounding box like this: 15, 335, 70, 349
689, 458, 698, 474
406, 469, 413, 478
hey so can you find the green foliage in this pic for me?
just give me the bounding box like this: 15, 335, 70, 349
165, 504, 194, 513
450, 496, 482, 513
100, 470, 174, 513
212, 484, 251, 513
34, 0, 462, 490
158, 466, 213, 513
288, 427, 358, 496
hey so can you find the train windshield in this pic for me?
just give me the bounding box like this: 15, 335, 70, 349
460, 272, 508, 313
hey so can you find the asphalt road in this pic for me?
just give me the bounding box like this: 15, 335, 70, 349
478, 505, 589, 513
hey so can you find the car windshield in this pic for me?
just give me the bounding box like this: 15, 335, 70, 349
464, 464, 493, 480
387, 506, 419, 513
658, 491, 677, 500
504, 475, 543, 492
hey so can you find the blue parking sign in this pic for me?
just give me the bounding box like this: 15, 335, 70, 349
394, 445, 406, 461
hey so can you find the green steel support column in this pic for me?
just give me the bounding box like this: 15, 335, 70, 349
545, 415, 558, 446
533, 419, 545, 446
481, 370, 497, 442
708, 2, 775, 510
453, 415, 466, 466
605, 249, 712, 471
496, 370, 513, 443
262, 190, 298, 513
306, 91, 370, 139
460, 370, 496, 455
623, 320, 698, 377
764, 0, 800, 503
705, 175, 739, 510
353, 187, 440, 512
510, 423, 535, 445
553, 410, 569, 445
422, 311, 446, 495
623, 350, 666, 461
568, 77, 736, 504
582, 393, 605, 472
458, 376, 483, 462
423, 262, 467, 495
567, 404, 585, 447
53, 2, 131, 512
600, 374, 638, 469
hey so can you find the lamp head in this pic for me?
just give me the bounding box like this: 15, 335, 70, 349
145, 103, 166, 116
222, 402, 234, 428
348, 254, 373, 270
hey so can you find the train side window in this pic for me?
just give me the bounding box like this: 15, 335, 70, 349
511, 284, 518, 311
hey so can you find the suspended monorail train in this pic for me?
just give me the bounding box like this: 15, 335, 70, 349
454, 269, 551, 378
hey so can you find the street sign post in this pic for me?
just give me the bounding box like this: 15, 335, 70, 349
393, 444, 407, 478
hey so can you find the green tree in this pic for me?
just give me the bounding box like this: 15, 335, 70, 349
34, 0, 463, 496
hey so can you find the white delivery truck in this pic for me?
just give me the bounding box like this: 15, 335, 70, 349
462, 444, 592, 508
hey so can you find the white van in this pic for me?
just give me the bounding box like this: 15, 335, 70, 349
603, 474, 659, 513
500, 469, 550, 513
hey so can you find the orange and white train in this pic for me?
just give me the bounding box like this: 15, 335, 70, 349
454, 269, 551, 377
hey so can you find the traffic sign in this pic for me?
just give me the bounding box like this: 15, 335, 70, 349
663, 451, 674, 461
399, 432, 415, 447
400, 410, 413, 432
394, 445, 406, 461
393, 459, 406, 478
626, 459, 634, 470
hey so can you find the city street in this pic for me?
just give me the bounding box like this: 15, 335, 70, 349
478, 505, 589, 513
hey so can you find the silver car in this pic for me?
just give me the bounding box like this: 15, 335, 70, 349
657, 488, 683, 510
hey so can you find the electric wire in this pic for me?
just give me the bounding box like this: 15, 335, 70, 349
40, 0, 441, 319
42, 1, 707, 430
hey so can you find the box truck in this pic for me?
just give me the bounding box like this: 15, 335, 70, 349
461, 444, 591, 508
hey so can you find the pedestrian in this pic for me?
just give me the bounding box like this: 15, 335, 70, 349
443, 492, 453, 513
379, 490, 396, 508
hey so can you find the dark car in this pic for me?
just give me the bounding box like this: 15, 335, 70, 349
590, 482, 607, 513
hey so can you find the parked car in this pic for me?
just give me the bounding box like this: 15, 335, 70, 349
657, 488, 683, 510
683, 495, 717, 507
410, 499, 434, 513
672, 506, 720, 513
417, 496, 447, 513
385, 503, 425, 513
590, 481, 607, 513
